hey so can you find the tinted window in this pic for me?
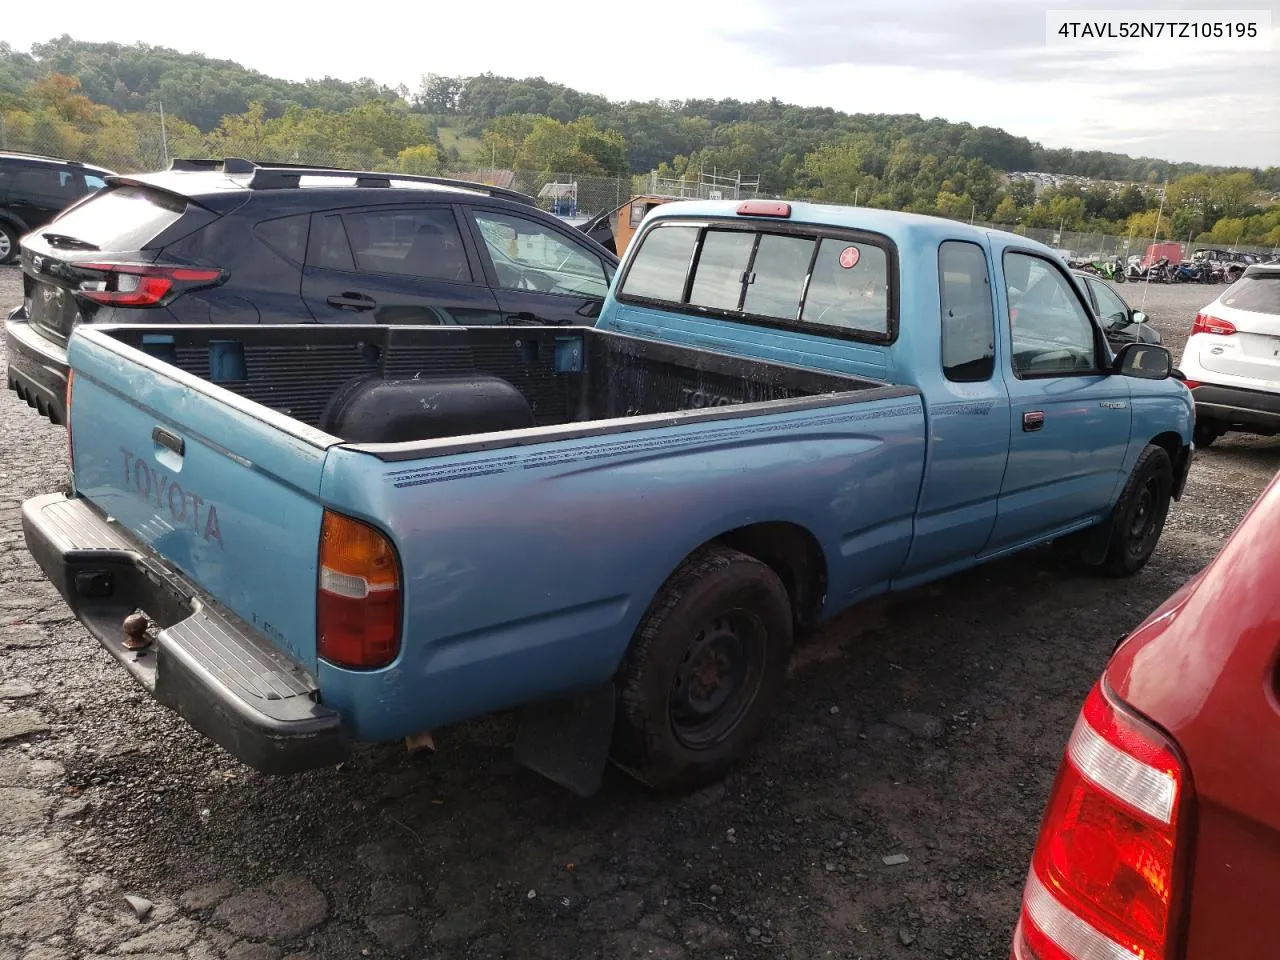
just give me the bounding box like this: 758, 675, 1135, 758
255, 215, 309, 263
14, 165, 68, 201
37, 185, 184, 249
800, 239, 890, 335
743, 233, 814, 320
343, 208, 471, 281
689, 230, 755, 311
82, 174, 107, 192
939, 241, 995, 382
308, 214, 355, 271
1004, 252, 1098, 377
472, 210, 608, 297
1087, 277, 1130, 327
1220, 275, 1280, 315
621, 225, 698, 302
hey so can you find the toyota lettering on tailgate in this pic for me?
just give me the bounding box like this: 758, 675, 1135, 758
120, 447, 223, 547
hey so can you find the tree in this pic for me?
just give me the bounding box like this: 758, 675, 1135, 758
30, 73, 96, 124
992, 196, 1020, 223
397, 144, 441, 175
415, 74, 462, 114
801, 138, 876, 204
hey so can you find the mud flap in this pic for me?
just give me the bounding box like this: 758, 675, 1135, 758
513, 683, 616, 798
1078, 518, 1114, 566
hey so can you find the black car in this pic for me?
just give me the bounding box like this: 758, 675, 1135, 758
5, 158, 619, 423
0, 152, 114, 265
1072, 269, 1161, 348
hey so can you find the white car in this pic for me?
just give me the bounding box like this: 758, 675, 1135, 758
1180, 264, 1280, 447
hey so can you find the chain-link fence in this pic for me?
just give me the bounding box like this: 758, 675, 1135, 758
4, 114, 1276, 255
971, 221, 1276, 259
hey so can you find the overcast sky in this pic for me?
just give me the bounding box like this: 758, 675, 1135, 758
6, 0, 1278, 167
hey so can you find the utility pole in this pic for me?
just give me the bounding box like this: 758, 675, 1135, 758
1141, 180, 1168, 312
158, 101, 169, 165
970, 203, 976, 225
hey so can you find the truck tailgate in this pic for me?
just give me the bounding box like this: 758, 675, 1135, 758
66, 330, 338, 669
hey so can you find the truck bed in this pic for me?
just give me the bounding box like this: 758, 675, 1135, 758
102, 324, 889, 450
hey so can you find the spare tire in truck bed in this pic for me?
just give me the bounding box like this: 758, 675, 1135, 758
320, 375, 535, 443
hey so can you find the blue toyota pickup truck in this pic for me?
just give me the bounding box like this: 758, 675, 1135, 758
20, 200, 1193, 795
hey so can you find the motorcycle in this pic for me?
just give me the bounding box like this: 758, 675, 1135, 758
1173, 260, 1210, 283
1083, 258, 1124, 282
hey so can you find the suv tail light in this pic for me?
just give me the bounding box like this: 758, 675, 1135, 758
317, 510, 401, 670
1191, 312, 1235, 336
1012, 683, 1190, 960
76, 263, 225, 307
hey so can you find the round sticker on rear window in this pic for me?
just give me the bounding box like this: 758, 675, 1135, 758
838, 245, 860, 269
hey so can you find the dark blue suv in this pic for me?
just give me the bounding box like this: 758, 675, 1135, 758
5, 158, 619, 424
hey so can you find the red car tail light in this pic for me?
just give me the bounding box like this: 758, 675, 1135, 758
1191, 312, 1236, 336
317, 510, 402, 670
1012, 682, 1190, 960
76, 262, 225, 307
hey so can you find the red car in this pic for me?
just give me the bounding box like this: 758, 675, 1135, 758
1011, 470, 1280, 960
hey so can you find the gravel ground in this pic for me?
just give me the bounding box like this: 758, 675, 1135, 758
1, 266, 1276, 960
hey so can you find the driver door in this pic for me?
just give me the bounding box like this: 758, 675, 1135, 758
985, 250, 1133, 553
463, 206, 613, 325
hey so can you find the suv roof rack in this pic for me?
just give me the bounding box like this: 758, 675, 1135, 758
167, 157, 536, 206
1, 151, 89, 167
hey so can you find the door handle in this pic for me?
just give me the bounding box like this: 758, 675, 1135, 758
326, 292, 376, 311
152, 426, 185, 456
1022, 411, 1045, 432
505, 312, 539, 324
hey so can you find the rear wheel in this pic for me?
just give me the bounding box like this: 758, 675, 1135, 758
613, 546, 792, 791
0, 222, 17, 265
1193, 420, 1224, 448
1095, 445, 1173, 577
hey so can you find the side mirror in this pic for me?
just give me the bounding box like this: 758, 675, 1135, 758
1131, 310, 1147, 325
1113, 342, 1172, 380
576, 299, 603, 320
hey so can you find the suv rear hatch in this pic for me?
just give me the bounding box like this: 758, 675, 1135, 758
21, 182, 222, 344
1196, 270, 1280, 387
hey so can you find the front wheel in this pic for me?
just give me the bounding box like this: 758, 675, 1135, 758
0, 222, 17, 265
612, 545, 792, 791
1095, 444, 1173, 577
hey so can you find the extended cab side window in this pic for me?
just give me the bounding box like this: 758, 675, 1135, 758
1003, 252, 1099, 378
939, 241, 995, 382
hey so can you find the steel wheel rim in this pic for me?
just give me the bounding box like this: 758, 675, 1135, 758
668, 609, 767, 750
0, 232, 10, 260
1126, 476, 1164, 557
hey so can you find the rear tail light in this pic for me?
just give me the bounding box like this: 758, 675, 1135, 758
1191, 312, 1235, 336
1012, 682, 1190, 960
76, 262, 225, 307
317, 510, 402, 670
1182, 380, 1200, 390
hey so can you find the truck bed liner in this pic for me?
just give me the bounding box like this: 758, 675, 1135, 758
102, 324, 891, 443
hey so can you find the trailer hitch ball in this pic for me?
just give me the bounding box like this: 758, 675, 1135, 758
122, 611, 152, 651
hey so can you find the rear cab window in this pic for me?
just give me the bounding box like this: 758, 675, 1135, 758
39, 185, 186, 250
618, 219, 896, 342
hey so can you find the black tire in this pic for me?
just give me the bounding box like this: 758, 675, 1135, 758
0, 221, 17, 265
613, 545, 792, 791
1193, 421, 1223, 448
1095, 444, 1173, 578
